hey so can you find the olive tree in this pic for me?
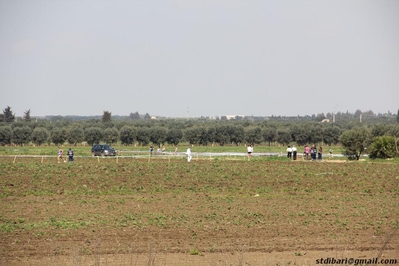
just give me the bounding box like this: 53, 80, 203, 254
245, 127, 262, 145
51, 128, 67, 146
120, 126, 136, 145
323, 125, 342, 145
136, 128, 150, 146
66, 125, 85, 146
230, 125, 245, 146
150, 127, 167, 147
290, 124, 310, 146
32, 127, 50, 146
0, 126, 12, 146
262, 127, 277, 146
12, 126, 31, 146
184, 128, 201, 145
197, 127, 210, 146
213, 125, 231, 146
166, 128, 183, 146
103, 127, 119, 144
339, 127, 371, 160
84, 127, 103, 145
277, 129, 292, 145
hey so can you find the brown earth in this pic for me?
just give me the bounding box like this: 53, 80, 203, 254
1, 157, 398, 265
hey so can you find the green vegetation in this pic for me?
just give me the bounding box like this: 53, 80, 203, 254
1, 106, 399, 160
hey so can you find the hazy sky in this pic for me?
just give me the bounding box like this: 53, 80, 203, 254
1, 0, 398, 118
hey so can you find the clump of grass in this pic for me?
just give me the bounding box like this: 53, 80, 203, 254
189, 248, 201, 255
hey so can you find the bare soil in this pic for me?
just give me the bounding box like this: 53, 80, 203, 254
1, 157, 398, 265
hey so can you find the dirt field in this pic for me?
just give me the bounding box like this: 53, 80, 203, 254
1, 157, 398, 265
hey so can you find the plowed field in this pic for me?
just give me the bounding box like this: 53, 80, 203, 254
1, 157, 398, 265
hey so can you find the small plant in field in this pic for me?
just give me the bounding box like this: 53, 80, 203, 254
294, 251, 307, 256
189, 248, 201, 255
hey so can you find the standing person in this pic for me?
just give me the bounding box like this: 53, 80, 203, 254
57, 147, 63, 163
149, 145, 154, 156
305, 145, 310, 160
329, 147, 333, 158
292, 145, 297, 160
318, 146, 323, 161
186, 147, 192, 162
174, 146, 178, 155
310, 146, 315, 161
286, 145, 292, 159
68, 148, 74, 162
311, 145, 317, 161
247, 145, 253, 161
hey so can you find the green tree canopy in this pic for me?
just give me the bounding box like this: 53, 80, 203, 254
2, 106, 15, 123
84, 127, 102, 145
119, 126, 137, 145
277, 129, 292, 145
368, 136, 396, 159
229, 125, 245, 146
339, 127, 371, 160
166, 128, 183, 146
323, 125, 342, 145
23, 109, 31, 122
12, 126, 31, 146
245, 127, 262, 145
51, 128, 67, 146
0, 126, 12, 146
103, 127, 119, 144
262, 127, 277, 146
290, 124, 309, 146
32, 127, 50, 146
185, 127, 201, 145
213, 125, 231, 146
66, 125, 85, 146
102, 111, 112, 123
129, 112, 140, 120
150, 127, 167, 147
136, 128, 150, 146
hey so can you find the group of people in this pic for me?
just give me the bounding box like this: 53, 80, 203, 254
149, 145, 192, 162
286, 145, 298, 160
57, 147, 74, 163
287, 145, 334, 161
303, 145, 323, 161
149, 145, 179, 156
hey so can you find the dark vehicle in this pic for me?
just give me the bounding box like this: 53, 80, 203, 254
91, 144, 117, 156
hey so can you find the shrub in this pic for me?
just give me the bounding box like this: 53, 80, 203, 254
368, 136, 396, 159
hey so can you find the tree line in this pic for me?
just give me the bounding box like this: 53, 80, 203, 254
1, 107, 399, 160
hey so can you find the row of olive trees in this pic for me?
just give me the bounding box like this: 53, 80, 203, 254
0, 125, 181, 147
1, 122, 398, 160
0, 123, 342, 148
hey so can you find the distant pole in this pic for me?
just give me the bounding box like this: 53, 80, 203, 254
333, 104, 338, 123
187, 107, 189, 121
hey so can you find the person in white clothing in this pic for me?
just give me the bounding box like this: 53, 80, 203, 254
247, 145, 253, 160
286, 145, 292, 159
292, 145, 297, 160
186, 147, 192, 162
